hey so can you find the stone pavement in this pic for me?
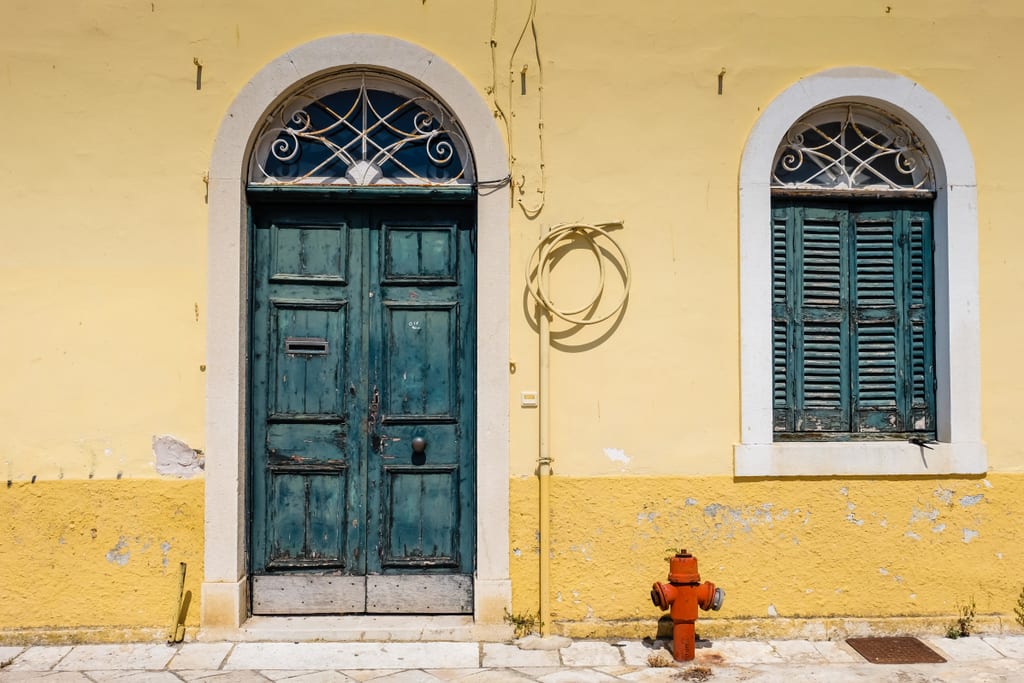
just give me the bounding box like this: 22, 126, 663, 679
1, 634, 1023, 682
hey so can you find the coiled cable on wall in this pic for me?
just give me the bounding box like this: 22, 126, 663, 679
525, 221, 629, 637
525, 222, 631, 325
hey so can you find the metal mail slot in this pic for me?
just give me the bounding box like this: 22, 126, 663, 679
285, 337, 329, 355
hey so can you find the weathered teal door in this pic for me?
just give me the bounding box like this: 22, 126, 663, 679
248, 197, 476, 614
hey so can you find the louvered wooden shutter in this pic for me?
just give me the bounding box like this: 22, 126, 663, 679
793, 206, 850, 431
851, 208, 902, 432
906, 209, 936, 432
772, 201, 935, 438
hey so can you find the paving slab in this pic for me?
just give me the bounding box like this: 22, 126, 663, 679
592, 665, 641, 676
0, 674, 94, 682
510, 668, 564, 678
536, 670, 620, 683
171, 643, 236, 670
365, 671, 444, 682
517, 636, 572, 651
481, 643, 559, 668
85, 672, 183, 682
809, 640, 861, 663
981, 635, 1024, 659
227, 643, 478, 671
55, 644, 175, 671
558, 642, 621, 667
767, 639, 826, 662
617, 642, 664, 667
0, 648, 23, 665
184, 672, 273, 682
458, 671, 535, 682
337, 670, 404, 682
699, 640, 783, 664
190, 671, 272, 683
2, 646, 72, 671
923, 635, 1004, 661
423, 669, 489, 680
176, 671, 230, 681
269, 672, 359, 682
618, 669, 687, 682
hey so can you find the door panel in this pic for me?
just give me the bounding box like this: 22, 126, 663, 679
250, 200, 475, 615
382, 465, 460, 567
269, 300, 348, 418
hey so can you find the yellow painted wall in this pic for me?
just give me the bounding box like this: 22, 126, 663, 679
511, 475, 1024, 636
2, 0, 1024, 636
0, 481, 204, 641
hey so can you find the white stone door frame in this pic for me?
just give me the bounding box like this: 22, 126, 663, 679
201, 34, 511, 632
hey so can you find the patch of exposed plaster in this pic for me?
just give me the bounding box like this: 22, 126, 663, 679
105, 537, 130, 567
905, 531, 921, 540
160, 541, 171, 567
879, 567, 889, 575
845, 502, 863, 526
962, 528, 979, 543
909, 507, 940, 523
685, 497, 698, 506
153, 435, 205, 478
960, 494, 984, 507
932, 523, 946, 533
934, 487, 954, 505
702, 502, 780, 536
983, 479, 992, 488
603, 447, 630, 466
767, 604, 778, 617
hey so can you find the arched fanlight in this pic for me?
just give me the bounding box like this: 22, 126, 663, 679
249, 73, 474, 186
772, 104, 934, 193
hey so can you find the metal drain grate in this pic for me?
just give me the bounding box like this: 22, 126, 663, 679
846, 636, 947, 664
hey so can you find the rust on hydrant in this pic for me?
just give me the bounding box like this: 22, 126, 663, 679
650, 549, 724, 662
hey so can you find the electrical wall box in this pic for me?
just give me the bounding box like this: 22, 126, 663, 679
520, 391, 539, 407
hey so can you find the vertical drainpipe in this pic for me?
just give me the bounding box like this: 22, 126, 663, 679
538, 232, 552, 637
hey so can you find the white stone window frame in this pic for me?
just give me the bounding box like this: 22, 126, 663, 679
203, 34, 511, 633
736, 67, 986, 477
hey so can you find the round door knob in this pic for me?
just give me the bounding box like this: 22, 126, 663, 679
411, 437, 427, 455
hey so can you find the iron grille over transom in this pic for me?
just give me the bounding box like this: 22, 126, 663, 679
772, 105, 934, 193
249, 73, 473, 187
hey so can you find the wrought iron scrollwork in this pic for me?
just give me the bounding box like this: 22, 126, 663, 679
250, 75, 472, 186
772, 105, 934, 192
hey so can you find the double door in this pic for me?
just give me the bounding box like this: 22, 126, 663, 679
249, 197, 476, 614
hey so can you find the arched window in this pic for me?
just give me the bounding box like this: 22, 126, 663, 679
735, 68, 985, 477
770, 105, 936, 440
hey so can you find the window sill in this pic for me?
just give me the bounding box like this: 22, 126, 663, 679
733, 441, 987, 478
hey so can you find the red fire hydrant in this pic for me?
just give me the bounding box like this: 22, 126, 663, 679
650, 549, 724, 661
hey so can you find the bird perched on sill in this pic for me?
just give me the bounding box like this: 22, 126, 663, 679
908, 436, 938, 450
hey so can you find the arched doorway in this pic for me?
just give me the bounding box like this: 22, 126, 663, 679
202, 35, 511, 632
247, 73, 477, 614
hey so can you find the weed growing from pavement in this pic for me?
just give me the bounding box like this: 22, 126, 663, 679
503, 608, 541, 638
945, 595, 977, 638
